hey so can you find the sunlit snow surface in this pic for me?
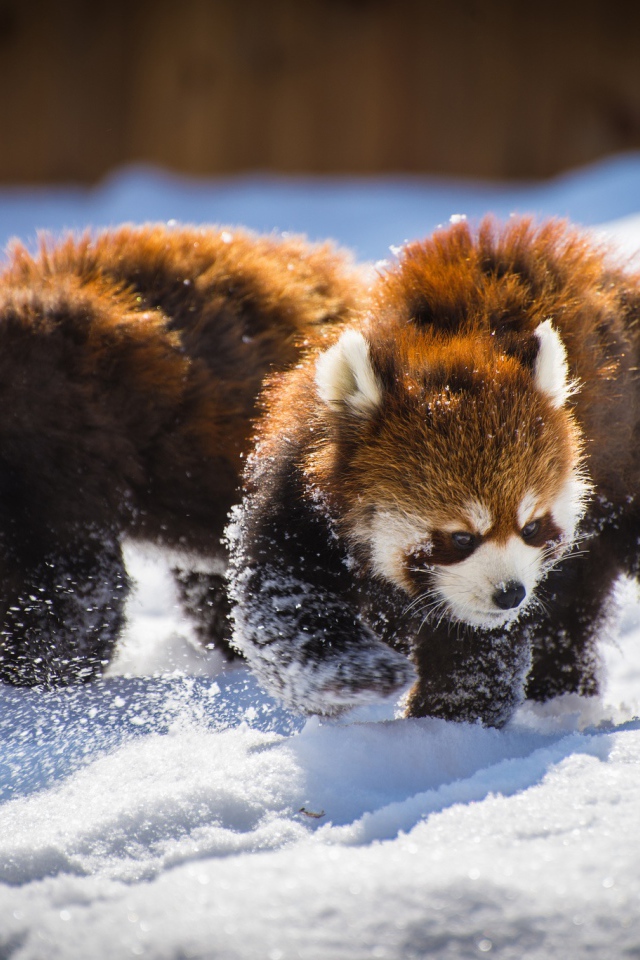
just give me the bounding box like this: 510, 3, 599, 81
2, 159, 640, 959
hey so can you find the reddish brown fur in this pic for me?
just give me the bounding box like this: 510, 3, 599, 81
2, 225, 360, 548
374, 217, 640, 506
0, 223, 362, 684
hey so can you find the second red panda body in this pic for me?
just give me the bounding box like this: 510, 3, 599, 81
0, 224, 361, 684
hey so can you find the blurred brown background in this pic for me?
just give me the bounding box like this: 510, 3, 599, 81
1, 0, 639, 184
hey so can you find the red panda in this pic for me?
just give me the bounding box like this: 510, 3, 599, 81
228, 217, 640, 727
0, 224, 361, 685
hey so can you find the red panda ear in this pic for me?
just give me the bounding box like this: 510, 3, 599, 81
533, 320, 574, 408
315, 329, 383, 416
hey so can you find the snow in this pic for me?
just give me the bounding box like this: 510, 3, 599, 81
3, 152, 640, 261
2, 156, 640, 958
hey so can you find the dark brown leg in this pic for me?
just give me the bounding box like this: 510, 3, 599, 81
406, 620, 531, 727
525, 537, 622, 702
0, 537, 129, 686
172, 568, 239, 660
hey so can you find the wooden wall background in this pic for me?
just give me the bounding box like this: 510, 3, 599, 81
0, 0, 639, 183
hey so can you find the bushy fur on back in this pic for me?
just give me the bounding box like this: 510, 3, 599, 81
0, 224, 362, 684
229, 217, 640, 726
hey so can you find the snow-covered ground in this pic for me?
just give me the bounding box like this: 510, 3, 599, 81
2, 156, 640, 959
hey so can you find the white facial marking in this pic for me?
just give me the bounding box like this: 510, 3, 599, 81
550, 474, 591, 543
462, 500, 493, 535
315, 329, 382, 416
533, 319, 574, 409
517, 490, 539, 528
348, 471, 591, 630
351, 509, 429, 586
434, 536, 542, 628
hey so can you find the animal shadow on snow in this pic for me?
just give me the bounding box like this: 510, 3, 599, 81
0, 665, 631, 846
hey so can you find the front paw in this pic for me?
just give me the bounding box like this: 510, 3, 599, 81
305, 643, 417, 716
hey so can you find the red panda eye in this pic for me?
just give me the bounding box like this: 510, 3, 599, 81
521, 520, 541, 540
451, 531, 476, 550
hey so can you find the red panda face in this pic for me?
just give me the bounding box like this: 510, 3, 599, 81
399, 494, 576, 629
313, 322, 589, 630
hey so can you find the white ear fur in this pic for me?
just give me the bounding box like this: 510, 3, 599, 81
315, 329, 382, 416
533, 319, 573, 408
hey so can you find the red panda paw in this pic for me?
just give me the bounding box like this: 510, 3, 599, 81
291, 643, 417, 717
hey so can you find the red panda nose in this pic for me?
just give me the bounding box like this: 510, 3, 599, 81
493, 581, 526, 610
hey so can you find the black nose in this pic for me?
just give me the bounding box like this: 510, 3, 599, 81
493, 581, 526, 610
